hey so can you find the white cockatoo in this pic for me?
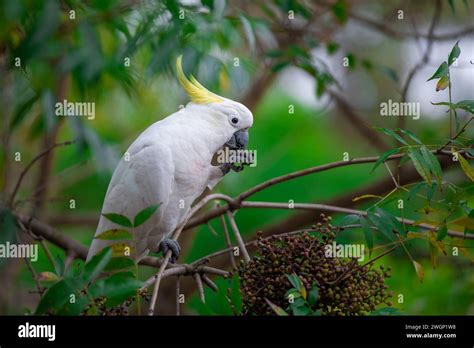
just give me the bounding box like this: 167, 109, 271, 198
87, 56, 253, 263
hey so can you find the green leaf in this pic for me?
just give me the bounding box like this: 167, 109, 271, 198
53, 254, 65, 276
36, 272, 61, 282
95, 229, 132, 241
436, 222, 448, 241
374, 127, 409, 145
165, 0, 180, 17
420, 146, 443, 186
271, 61, 289, 72
359, 216, 374, 256
455, 100, 474, 114
448, 0, 456, 13
82, 248, 113, 283
35, 278, 85, 314
431, 101, 455, 108
448, 41, 460, 66
378, 66, 399, 82
286, 273, 303, 291
291, 304, 311, 316
104, 257, 136, 272
427, 61, 448, 81
88, 271, 143, 307
133, 204, 160, 227
413, 260, 424, 282
307, 283, 319, 306
374, 207, 405, 235
285, 288, 302, 299
239, 15, 256, 52
102, 213, 133, 228
265, 50, 284, 58
332, 0, 348, 24
56, 295, 90, 316
326, 42, 340, 55
265, 298, 288, 316
10, 94, 39, 130
407, 182, 426, 201
352, 194, 382, 202
436, 76, 450, 92
371, 148, 400, 173
408, 149, 432, 185
457, 153, 474, 181
397, 128, 423, 145
367, 211, 396, 241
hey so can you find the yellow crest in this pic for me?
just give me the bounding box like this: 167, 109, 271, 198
176, 55, 223, 104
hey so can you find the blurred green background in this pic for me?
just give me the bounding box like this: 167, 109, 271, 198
0, 0, 473, 315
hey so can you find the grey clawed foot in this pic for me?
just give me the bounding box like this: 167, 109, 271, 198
219, 163, 231, 175
159, 239, 181, 263
230, 163, 244, 172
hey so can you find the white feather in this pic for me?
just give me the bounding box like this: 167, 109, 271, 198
87, 101, 251, 261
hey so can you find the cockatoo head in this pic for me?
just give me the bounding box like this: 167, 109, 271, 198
176, 56, 253, 152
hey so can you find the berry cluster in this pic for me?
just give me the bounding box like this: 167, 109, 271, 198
238, 215, 393, 316
81, 288, 150, 315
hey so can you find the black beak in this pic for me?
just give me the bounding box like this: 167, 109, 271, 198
225, 129, 249, 149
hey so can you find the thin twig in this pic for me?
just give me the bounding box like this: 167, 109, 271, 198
194, 273, 205, 304
147, 193, 235, 315
186, 150, 455, 229
63, 250, 76, 275
202, 274, 218, 292
399, 0, 442, 130
325, 244, 400, 286
226, 211, 250, 262
24, 257, 45, 298
176, 275, 181, 316
239, 201, 469, 239
221, 211, 236, 269
384, 162, 399, 188
437, 116, 474, 153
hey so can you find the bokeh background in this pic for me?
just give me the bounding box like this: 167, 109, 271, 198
0, 0, 473, 315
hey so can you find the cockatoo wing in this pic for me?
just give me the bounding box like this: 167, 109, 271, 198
87, 142, 174, 261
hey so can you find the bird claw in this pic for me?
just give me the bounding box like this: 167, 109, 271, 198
159, 239, 181, 263
219, 163, 231, 175
230, 163, 245, 172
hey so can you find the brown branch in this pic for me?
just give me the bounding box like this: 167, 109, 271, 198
219, 205, 236, 269
147, 193, 235, 315
202, 274, 218, 292
242, 153, 456, 240
226, 211, 250, 262
399, 0, 442, 129
185, 149, 455, 230
348, 9, 474, 41
193, 273, 205, 304
9, 140, 75, 207
31, 73, 70, 217
328, 90, 391, 151
238, 201, 469, 239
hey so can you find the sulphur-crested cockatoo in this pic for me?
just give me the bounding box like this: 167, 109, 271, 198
87, 56, 253, 263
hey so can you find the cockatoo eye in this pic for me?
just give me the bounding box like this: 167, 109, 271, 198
231, 117, 239, 124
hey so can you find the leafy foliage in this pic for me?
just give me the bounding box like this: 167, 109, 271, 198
36, 247, 143, 315
238, 222, 394, 316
